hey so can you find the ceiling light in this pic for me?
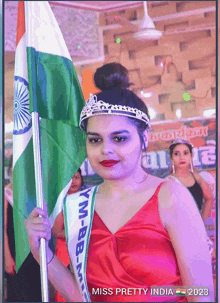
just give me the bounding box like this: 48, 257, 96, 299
203, 108, 215, 117
133, 1, 162, 41
141, 90, 153, 98
133, 28, 162, 41
176, 109, 182, 118
148, 107, 157, 119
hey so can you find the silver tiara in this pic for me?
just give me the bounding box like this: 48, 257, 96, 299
169, 139, 193, 148
79, 93, 151, 131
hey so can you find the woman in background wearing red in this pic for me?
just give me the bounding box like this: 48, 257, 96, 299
52, 168, 84, 302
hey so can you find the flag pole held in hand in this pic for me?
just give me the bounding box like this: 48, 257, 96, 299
32, 112, 49, 302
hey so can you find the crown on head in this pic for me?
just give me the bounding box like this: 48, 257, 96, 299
79, 93, 151, 131
169, 139, 193, 148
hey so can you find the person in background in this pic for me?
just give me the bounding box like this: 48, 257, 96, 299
52, 168, 84, 302
4, 156, 42, 302
4, 156, 16, 301
166, 139, 214, 222
25, 63, 214, 302
66, 168, 84, 195
166, 139, 215, 296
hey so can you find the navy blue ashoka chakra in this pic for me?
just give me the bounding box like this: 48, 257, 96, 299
13, 76, 32, 135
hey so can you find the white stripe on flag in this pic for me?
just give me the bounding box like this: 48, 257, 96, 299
14, 35, 28, 81
13, 26, 32, 168
25, 2, 71, 60
49, 179, 72, 226
13, 127, 33, 168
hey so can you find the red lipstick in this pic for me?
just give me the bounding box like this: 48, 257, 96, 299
100, 160, 120, 167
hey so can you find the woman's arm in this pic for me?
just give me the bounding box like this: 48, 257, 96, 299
158, 182, 214, 302
24, 207, 82, 302
4, 197, 16, 274
52, 211, 65, 239
47, 250, 82, 301
194, 173, 214, 222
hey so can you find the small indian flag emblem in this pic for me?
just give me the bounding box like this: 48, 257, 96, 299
176, 289, 186, 296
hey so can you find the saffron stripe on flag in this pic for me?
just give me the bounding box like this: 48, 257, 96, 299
16, 1, 25, 46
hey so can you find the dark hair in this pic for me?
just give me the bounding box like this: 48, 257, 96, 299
94, 62, 132, 91
83, 63, 150, 149
4, 179, 10, 186
7, 155, 13, 176
169, 143, 193, 158
77, 168, 84, 187
128, 118, 149, 151
84, 88, 150, 148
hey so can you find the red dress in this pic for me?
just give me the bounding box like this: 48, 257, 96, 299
86, 183, 187, 302
55, 238, 70, 302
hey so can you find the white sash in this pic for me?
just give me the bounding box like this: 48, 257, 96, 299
63, 186, 98, 302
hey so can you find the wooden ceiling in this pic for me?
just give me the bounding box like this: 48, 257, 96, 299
5, 1, 216, 131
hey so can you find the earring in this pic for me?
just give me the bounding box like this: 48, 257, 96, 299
172, 164, 175, 174
190, 160, 194, 172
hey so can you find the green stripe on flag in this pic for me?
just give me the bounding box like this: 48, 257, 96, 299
13, 138, 36, 270
27, 47, 84, 123
39, 119, 86, 216
176, 290, 186, 296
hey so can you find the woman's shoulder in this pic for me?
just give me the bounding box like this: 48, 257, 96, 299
140, 174, 167, 201
191, 171, 204, 184
164, 174, 180, 183
157, 179, 199, 228
144, 173, 169, 184
158, 177, 191, 207
143, 174, 164, 190
141, 174, 179, 194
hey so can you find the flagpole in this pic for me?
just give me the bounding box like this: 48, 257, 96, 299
32, 112, 49, 302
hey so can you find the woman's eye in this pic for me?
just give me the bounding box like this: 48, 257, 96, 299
113, 136, 127, 142
88, 138, 101, 143
184, 151, 189, 155
174, 152, 179, 156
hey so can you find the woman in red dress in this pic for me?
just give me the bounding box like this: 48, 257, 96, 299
25, 63, 214, 302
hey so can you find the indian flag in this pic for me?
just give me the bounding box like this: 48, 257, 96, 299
176, 288, 186, 296
13, 1, 86, 271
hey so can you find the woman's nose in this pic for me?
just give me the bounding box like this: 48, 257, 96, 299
101, 140, 114, 155
179, 155, 183, 160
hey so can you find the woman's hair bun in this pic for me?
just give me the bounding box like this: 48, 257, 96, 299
94, 62, 132, 91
